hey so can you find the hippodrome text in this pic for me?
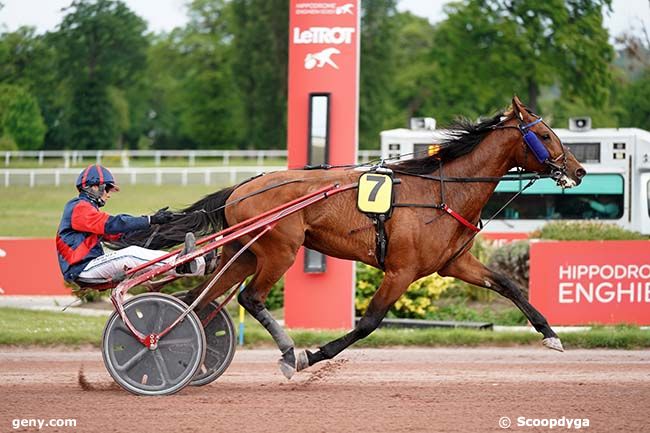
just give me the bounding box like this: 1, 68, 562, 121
557, 264, 650, 304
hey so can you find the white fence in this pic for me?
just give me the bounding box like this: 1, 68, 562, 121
1, 166, 287, 188
3, 149, 382, 167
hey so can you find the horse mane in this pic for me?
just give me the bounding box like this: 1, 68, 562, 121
390, 111, 507, 175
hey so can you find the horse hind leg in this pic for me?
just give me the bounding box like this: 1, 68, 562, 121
237, 248, 300, 379
439, 252, 563, 351
296, 269, 415, 371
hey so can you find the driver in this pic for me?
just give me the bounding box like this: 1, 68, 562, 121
56, 164, 208, 285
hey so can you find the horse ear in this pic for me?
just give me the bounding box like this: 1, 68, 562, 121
512, 95, 526, 121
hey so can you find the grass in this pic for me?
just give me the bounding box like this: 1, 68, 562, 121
2, 307, 650, 349
0, 184, 223, 237
0, 308, 107, 345
426, 302, 527, 326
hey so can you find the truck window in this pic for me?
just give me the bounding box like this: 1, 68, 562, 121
482, 174, 624, 220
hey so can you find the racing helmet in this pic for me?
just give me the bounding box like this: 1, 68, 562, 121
75, 164, 120, 207
76, 164, 120, 191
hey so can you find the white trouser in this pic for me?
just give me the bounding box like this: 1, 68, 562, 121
78, 245, 205, 280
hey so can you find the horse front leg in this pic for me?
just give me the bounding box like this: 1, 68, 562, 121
297, 269, 414, 371
439, 252, 564, 351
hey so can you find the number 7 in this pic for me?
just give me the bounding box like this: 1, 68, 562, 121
366, 175, 386, 201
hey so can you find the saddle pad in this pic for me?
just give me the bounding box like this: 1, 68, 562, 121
357, 173, 393, 214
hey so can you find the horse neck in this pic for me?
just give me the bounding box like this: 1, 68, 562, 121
444, 129, 518, 178
438, 129, 519, 218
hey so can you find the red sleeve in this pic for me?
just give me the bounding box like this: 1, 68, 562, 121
103, 233, 122, 241
71, 201, 111, 235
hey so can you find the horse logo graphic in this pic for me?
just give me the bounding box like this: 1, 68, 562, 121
336, 3, 354, 15
304, 48, 341, 70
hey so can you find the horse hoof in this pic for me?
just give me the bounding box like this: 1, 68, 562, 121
296, 350, 310, 372
278, 359, 296, 380
542, 337, 564, 352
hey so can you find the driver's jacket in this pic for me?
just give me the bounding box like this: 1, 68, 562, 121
56, 193, 149, 282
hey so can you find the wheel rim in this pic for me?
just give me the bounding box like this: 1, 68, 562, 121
102, 293, 206, 396
174, 291, 236, 386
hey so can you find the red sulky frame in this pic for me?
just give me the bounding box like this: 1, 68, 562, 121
109, 182, 357, 349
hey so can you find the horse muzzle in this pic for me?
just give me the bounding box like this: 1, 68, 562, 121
552, 166, 586, 189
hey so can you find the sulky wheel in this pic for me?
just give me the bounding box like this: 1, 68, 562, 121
174, 291, 237, 386
102, 293, 206, 396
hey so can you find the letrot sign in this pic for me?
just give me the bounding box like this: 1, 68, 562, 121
284, 1, 360, 329
529, 240, 650, 325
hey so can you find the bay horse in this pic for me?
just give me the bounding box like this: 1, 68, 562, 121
124, 96, 585, 379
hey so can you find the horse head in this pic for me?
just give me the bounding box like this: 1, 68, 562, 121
507, 96, 586, 188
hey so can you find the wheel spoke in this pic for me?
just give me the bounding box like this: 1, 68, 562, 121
158, 336, 197, 347
114, 346, 149, 372
154, 302, 166, 333
152, 350, 174, 386
206, 346, 225, 358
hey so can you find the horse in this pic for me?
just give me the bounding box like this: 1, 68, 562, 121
123, 96, 586, 379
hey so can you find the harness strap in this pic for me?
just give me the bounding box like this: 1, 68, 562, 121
373, 215, 388, 270
441, 204, 480, 233
521, 117, 543, 129
439, 176, 539, 270
391, 168, 554, 182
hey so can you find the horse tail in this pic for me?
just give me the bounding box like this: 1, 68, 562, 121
115, 185, 237, 250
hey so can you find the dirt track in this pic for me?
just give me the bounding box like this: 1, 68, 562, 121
1, 347, 648, 432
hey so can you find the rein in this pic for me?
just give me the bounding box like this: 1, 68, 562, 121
438, 175, 540, 271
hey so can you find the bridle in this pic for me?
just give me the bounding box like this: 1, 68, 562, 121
493, 115, 569, 184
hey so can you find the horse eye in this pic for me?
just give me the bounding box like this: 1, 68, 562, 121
542, 134, 551, 140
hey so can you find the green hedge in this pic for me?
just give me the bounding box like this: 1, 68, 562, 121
532, 221, 647, 240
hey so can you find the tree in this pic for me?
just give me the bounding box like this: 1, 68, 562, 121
359, 0, 398, 148
144, 1, 243, 150
0, 84, 46, 149
621, 69, 650, 129
431, 0, 614, 117
0, 28, 67, 148
144, 32, 191, 149
177, 0, 243, 148
52, 0, 148, 149
383, 12, 436, 129
230, 0, 288, 149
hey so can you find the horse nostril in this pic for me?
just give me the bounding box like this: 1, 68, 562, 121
575, 168, 586, 179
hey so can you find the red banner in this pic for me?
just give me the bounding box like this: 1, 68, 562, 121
0, 238, 69, 295
529, 240, 650, 325
284, 0, 359, 329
